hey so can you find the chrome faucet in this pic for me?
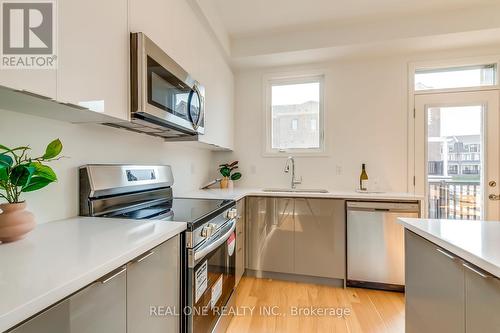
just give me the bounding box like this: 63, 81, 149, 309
284, 156, 302, 189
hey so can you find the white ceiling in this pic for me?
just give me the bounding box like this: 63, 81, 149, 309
194, 0, 500, 68
212, 0, 497, 37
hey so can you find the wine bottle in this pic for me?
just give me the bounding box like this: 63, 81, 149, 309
359, 164, 368, 191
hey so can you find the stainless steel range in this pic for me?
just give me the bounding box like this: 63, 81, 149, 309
79, 164, 237, 333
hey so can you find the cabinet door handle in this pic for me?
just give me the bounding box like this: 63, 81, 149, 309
131, 250, 155, 264
436, 248, 455, 260
463, 263, 490, 278
99, 266, 126, 284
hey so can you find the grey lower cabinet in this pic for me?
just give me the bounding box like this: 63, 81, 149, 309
127, 234, 180, 333
465, 263, 500, 332
405, 230, 465, 333
247, 197, 295, 275
11, 267, 127, 333
9, 235, 180, 333
294, 198, 345, 278
235, 198, 246, 286
406, 230, 500, 333
246, 197, 345, 280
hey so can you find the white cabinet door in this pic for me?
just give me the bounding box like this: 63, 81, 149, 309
127, 235, 180, 333
0, 70, 56, 99
58, 0, 128, 120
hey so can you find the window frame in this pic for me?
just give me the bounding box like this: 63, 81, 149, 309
263, 73, 326, 156
410, 57, 500, 96
407, 56, 500, 194
414, 63, 498, 92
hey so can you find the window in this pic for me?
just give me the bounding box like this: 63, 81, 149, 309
265, 75, 324, 154
470, 144, 479, 152
462, 165, 480, 175
415, 64, 497, 91
310, 118, 317, 130
448, 165, 458, 175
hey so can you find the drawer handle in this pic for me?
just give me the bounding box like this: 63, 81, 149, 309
436, 248, 455, 260
463, 263, 490, 279
132, 250, 155, 264
99, 266, 126, 284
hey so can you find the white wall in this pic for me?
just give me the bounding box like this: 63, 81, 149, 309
0, 110, 213, 224
214, 46, 500, 192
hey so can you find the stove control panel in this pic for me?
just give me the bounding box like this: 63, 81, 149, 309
226, 208, 238, 220
201, 223, 218, 238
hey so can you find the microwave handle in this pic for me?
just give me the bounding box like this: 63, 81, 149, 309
193, 219, 236, 262
189, 84, 204, 130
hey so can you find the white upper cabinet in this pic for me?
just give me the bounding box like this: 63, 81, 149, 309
0, 0, 56, 99
57, 0, 129, 120
0, 70, 56, 99
128, 0, 234, 150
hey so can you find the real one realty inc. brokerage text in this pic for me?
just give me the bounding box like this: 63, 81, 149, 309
149, 305, 352, 318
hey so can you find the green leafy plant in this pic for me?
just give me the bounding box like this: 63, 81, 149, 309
219, 161, 242, 181
0, 139, 63, 204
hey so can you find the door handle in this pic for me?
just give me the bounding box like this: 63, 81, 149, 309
489, 194, 500, 200
436, 248, 455, 260
130, 250, 155, 264
462, 263, 490, 279
98, 266, 126, 284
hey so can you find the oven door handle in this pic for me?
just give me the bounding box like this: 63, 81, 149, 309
194, 219, 236, 262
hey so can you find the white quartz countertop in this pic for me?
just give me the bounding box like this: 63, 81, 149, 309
0, 217, 186, 332
399, 218, 500, 278
176, 187, 423, 202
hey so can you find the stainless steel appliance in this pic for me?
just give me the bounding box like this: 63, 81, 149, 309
79, 165, 237, 333
347, 201, 420, 291
106, 32, 205, 140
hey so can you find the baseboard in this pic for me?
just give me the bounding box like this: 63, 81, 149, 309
245, 269, 344, 287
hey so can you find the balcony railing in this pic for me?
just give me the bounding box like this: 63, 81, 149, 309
428, 180, 480, 220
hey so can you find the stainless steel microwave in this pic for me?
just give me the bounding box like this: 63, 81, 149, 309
130, 32, 205, 138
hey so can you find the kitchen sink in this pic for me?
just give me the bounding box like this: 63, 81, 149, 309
262, 188, 329, 193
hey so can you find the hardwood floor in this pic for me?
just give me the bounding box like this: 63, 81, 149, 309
226, 277, 405, 333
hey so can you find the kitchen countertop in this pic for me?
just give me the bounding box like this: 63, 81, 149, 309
176, 187, 423, 202
399, 218, 500, 278
0, 217, 186, 332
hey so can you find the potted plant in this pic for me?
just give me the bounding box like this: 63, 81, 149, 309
0, 139, 63, 243
218, 161, 242, 189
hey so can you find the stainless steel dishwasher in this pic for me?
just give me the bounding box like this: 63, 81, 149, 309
347, 201, 419, 291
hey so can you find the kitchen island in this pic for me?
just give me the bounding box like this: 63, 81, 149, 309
0, 217, 186, 332
399, 218, 500, 333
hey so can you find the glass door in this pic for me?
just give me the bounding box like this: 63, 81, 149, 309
415, 90, 500, 220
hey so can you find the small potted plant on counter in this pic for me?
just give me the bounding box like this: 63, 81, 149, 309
0, 139, 63, 243
218, 161, 242, 189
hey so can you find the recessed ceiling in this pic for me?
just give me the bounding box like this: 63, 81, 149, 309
213, 0, 497, 37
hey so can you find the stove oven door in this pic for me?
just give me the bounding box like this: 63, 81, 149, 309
187, 220, 236, 333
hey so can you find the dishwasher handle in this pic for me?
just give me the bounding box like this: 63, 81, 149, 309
347, 201, 419, 212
